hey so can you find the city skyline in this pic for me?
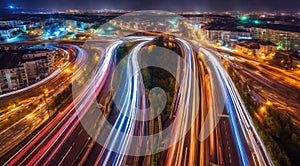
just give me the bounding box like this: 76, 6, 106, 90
1, 0, 300, 12
0, 2, 300, 166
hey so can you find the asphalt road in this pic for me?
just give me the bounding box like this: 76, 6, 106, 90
1, 36, 273, 166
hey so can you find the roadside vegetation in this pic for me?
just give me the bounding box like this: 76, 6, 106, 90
113, 38, 180, 166
49, 84, 73, 111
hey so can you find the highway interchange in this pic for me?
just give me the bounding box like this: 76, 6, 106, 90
0, 36, 273, 166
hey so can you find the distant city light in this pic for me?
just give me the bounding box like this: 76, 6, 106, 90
277, 44, 283, 50
253, 20, 261, 24
221, 46, 233, 52
5, 36, 21, 42
239, 15, 249, 21
260, 106, 266, 112
223, 54, 230, 58
168, 18, 177, 25
266, 101, 272, 106
64, 68, 71, 73
54, 31, 60, 36
238, 36, 253, 40
107, 26, 114, 31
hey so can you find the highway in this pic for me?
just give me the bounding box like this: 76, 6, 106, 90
0, 44, 78, 107
0, 44, 87, 159
198, 47, 272, 165
224, 54, 300, 127
0, 36, 273, 166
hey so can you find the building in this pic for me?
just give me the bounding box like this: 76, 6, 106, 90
0, 49, 56, 94
250, 27, 300, 51
258, 41, 277, 56
0, 64, 28, 93
2, 20, 32, 31
16, 21, 31, 32
22, 49, 56, 84
204, 29, 252, 43
233, 40, 277, 58
234, 40, 260, 56
0, 26, 18, 40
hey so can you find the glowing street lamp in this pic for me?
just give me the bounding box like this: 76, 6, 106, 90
260, 106, 266, 112
44, 88, 49, 95
64, 68, 71, 73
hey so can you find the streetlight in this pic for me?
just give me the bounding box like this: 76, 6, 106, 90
64, 68, 71, 73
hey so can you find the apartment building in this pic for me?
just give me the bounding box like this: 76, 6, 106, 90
0, 49, 55, 94
251, 27, 300, 51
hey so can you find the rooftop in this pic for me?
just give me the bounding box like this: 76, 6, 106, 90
238, 39, 277, 46
0, 49, 51, 69
0, 26, 14, 30
249, 24, 300, 33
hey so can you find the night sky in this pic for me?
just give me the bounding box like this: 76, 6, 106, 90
1, 0, 300, 11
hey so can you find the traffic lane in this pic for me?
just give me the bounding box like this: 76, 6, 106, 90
0, 44, 80, 107
219, 48, 300, 85
51, 101, 106, 165
0, 71, 72, 108
218, 117, 241, 166
46, 124, 91, 166
230, 61, 300, 126
84, 141, 102, 165
0, 103, 48, 157
0, 73, 77, 158
3, 102, 76, 165
232, 60, 300, 100
24, 41, 118, 165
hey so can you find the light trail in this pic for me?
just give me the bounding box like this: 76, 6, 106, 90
199, 47, 273, 166
2, 36, 273, 166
